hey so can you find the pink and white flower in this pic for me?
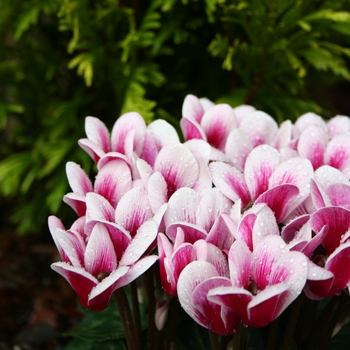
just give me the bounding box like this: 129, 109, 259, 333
207, 236, 308, 327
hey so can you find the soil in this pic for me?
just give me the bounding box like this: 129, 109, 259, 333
0, 225, 83, 350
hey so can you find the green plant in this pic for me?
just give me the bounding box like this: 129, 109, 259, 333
1, 0, 350, 234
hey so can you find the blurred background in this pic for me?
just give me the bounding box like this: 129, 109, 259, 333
1, 0, 350, 348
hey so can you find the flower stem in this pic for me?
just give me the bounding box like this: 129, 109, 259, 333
130, 280, 142, 349
145, 266, 156, 350
281, 293, 304, 350
115, 287, 138, 350
208, 330, 220, 350
231, 323, 248, 350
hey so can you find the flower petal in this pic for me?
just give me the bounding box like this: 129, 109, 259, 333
115, 187, 153, 237
85, 116, 111, 153
200, 104, 237, 150
51, 262, 98, 310
210, 161, 250, 206
119, 219, 158, 266
94, 159, 132, 208
297, 125, 327, 170
244, 145, 280, 200
154, 144, 199, 197
84, 223, 117, 277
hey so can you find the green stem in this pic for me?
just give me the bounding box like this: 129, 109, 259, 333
130, 281, 142, 350
208, 330, 220, 350
266, 318, 279, 350
145, 267, 156, 350
115, 287, 138, 350
232, 323, 248, 350
281, 294, 304, 350
167, 298, 178, 350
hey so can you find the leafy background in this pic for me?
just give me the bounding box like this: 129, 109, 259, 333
1, 0, 350, 348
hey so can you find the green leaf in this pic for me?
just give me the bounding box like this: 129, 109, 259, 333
68, 53, 95, 86
14, 6, 40, 40
0, 152, 32, 197
302, 9, 350, 23
302, 47, 350, 80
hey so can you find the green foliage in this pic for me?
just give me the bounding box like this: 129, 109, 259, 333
1, 0, 350, 233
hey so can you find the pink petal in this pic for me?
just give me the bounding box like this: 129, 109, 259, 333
198, 188, 232, 232
194, 240, 229, 277
54, 228, 85, 267
269, 251, 308, 309
78, 138, 106, 163
147, 119, 180, 149
48, 216, 66, 258
251, 236, 289, 290
177, 261, 220, 328
239, 111, 278, 147
304, 261, 334, 299
251, 204, 280, 246
51, 262, 98, 310
87, 266, 130, 310
232, 104, 256, 125
310, 179, 331, 209
311, 206, 350, 254
327, 115, 350, 137
117, 255, 158, 288
324, 134, 350, 177
97, 152, 130, 170
84, 223, 117, 277
244, 145, 280, 200
66, 162, 93, 195
255, 184, 300, 222
200, 104, 237, 150
110, 112, 146, 154
273, 120, 292, 150
155, 300, 170, 331
294, 112, 327, 135
182, 94, 205, 123
119, 219, 158, 266
247, 284, 290, 327
210, 161, 251, 206
192, 277, 240, 335
269, 157, 314, 201
297, 125, 327, 170
166, 223, 207, 244
63, 192, 86, 217
281, 214, 310, 243
102, 222, 131, 262
207, 286, 252, 326
314, 165, 350, 189
206, 213, 236, 251
225, 129, 253, 172
85, 193, 115, 233
164, 187, 200, 228
147, 172, 168, 213
94, 160, 132, 208
327, 183, 350, 210
154, 144, 199, 198
228, 240, 252, 287
85, 116, 111, 153
139, 132, 158, 167
302, 224, 328, 257
180, 118, 206, 141
115, 187, 153, 237
325, 242, 350, 295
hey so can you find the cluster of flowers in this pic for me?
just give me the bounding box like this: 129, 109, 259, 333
49, 94, 350, 334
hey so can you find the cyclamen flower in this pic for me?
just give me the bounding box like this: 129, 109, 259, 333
177, 260, 241, 335
49, 215, 158, 311
207, 235, 308, 328
79, 113, 179, 167
210, 144, 313, 222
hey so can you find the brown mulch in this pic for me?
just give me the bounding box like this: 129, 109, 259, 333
0, 227, 83, 350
